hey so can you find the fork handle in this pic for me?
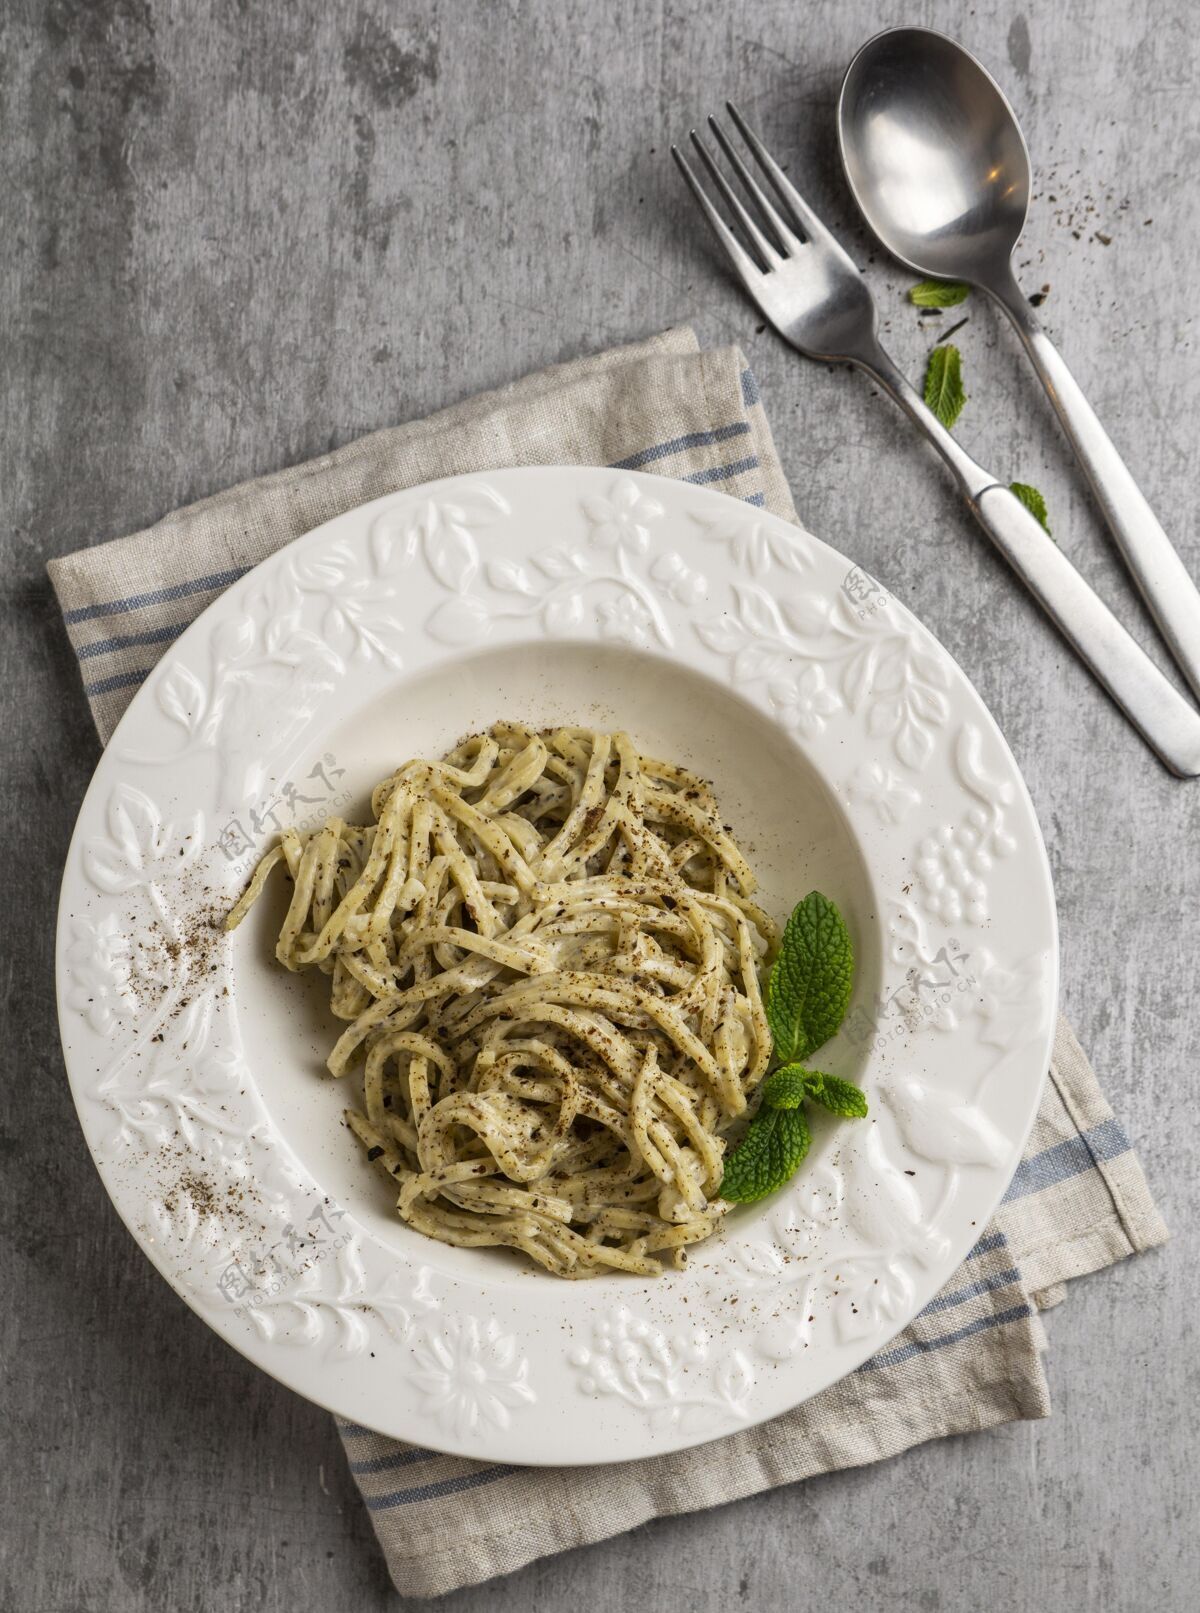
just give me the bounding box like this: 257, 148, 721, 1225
857, 344, 1200, 777
988, 267, 1200, 706
967, 485, 1200, 776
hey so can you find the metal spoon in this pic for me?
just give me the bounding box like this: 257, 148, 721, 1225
838, 25, 1200, 709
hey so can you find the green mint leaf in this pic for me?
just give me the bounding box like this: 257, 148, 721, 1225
760, 1065, 809, 1109
719, 1105, 811, 1203
806, 1072, 869, 1118
1010, 481, 1052, 535
924, 344, 967, 429
909, 279, 971, 308
766, 891, 854, 1063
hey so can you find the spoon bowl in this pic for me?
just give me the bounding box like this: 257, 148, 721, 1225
838, 26, 1031, 287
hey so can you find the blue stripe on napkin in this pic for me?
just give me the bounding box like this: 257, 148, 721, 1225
1002, 1117, 1130, 1201
63, 565, 252, 624
611, 419, 751, 470
860, 1303, 1034, 1374
348, 1448, 439, 1476
364, 1467, 518, 1511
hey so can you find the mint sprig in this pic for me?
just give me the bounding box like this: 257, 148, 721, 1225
924, 344, 967, 429
909, 279, 971, 308
720, 1063, 867, 1203
1010, 481, 1052, 535
720, 891, 866, 1205
720, 1104, 811, 1203
766, 890, 853, 1063
759, 1066, 808, 1109
806, 1071, 869, 1118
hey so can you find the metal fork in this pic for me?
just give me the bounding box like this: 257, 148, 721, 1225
672, 106, 1200, 778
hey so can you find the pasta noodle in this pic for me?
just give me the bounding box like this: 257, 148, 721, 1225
227, 724, 779, 1278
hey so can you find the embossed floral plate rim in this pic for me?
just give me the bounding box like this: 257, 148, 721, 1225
56, 466, 1058, 1465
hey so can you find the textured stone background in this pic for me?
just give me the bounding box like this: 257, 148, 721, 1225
3, 1, 1198, 1608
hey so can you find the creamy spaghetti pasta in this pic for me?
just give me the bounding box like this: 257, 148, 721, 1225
227, 724, 778, 1277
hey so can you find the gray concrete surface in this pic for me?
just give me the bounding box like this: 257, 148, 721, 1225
3, 1, 1198, 1608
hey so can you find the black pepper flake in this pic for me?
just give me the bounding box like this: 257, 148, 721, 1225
366, 1146, 384, 1162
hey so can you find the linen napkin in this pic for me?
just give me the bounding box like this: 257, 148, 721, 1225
50, 326, 1167, 1599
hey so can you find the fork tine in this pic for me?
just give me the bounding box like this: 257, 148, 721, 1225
724, 100, 838, 249
686, 129, 781, 271
706, 115, 800, 256
670, 143, 763, 288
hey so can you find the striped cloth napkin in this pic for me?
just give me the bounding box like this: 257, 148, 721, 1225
50, 326, 1167, 1599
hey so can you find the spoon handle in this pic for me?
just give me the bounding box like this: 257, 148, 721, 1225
989, 271, 1200, 704
855, 341, 1200, 777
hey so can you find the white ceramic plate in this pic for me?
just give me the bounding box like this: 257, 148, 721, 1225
56, 467, 1057, 1464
